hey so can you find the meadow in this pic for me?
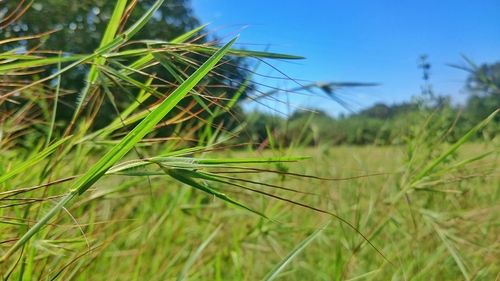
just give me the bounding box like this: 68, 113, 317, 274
1, 143, 498, 280
1, 0, 499, 280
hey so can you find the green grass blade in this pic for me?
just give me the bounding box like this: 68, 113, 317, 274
0, 136, 71, 184
0, 55, 86, 74
432, 223, 470, 280
100, 0, 128, 47
83, 0, 128, 87
154, 52, 214, 114
123, 0, 165, 39
46, 54, 62, 146
174, 44, 305, 60
188, 156, 309, 165
167, 168, 266, 218
171, 24, 208, 43
98, 64, 163, 98
177, 225, 221, 281
103, 77, 154, 135
124, 24, 208, 75
263, 222, 329, 281
107, 156, 308, 174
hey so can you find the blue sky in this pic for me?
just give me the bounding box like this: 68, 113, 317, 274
191, 0, 500, 115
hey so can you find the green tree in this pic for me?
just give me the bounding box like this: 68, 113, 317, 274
462, 61, 500, 137
2, 0, 199, 56
466, 61, 500, 96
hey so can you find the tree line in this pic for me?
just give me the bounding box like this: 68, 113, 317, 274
239, 62, 499, 146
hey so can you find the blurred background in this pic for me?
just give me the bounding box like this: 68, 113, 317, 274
192, 0, 500, 114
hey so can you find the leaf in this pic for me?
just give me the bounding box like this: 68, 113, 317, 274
0, 55, 86, 74
263, 222, 329, 281
167, 168, 267, 218
0, 136, 71, 184
179, 44, 305, 60
176, 225, 221, 281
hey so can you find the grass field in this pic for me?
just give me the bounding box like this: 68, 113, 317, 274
1, 1, 498, 279
1, 143, 498, 280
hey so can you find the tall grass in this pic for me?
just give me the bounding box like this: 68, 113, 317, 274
1, 1, 499, 280
0, 0, 300, 272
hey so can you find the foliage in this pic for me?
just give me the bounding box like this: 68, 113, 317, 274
240, 65, 499, 147
464, 61, 500, 95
